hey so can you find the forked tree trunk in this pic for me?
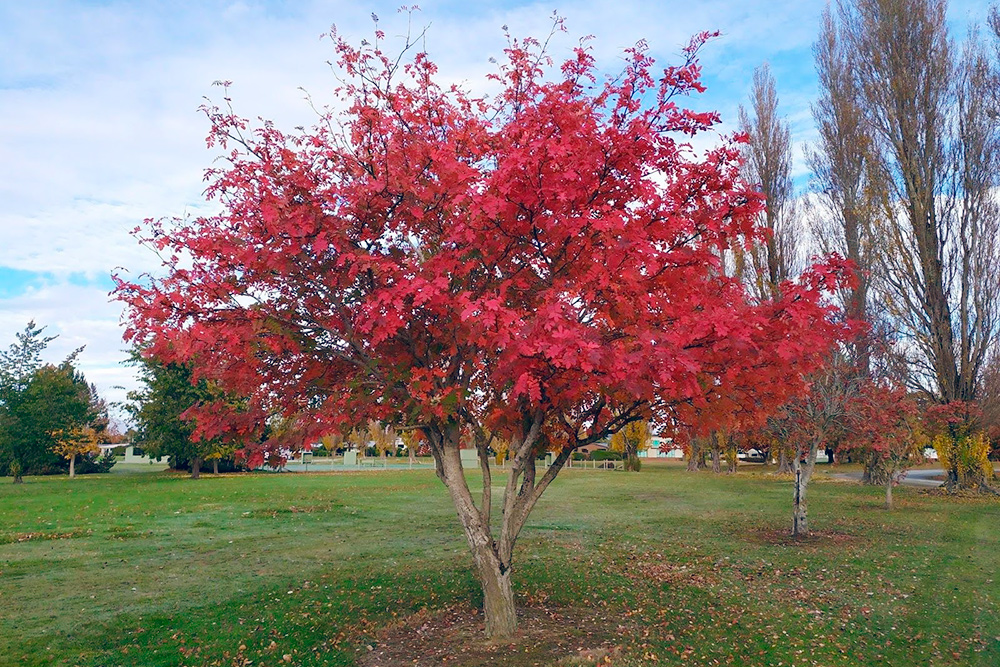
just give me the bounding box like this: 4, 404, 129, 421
69, 454, 76, 479
427, 417, 567, 639
434, 430, 517, 637
191, 457, 202, 480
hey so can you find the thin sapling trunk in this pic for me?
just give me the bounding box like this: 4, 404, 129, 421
792, 440, 820, 537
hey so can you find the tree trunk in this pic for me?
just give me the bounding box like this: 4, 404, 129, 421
792, 460, 808, 537
426, 415, 571, 640
476, 545, 517, 638
624, 442, 640, 472
409, 447, 416, 467
69, 454, 76, 479
432, 425, 519, 638
711, 445, 721, 473
213, 459, 219, 475
686, 438, 701, 472
885, 476, 893, 510
776, 448, 792, 474
792, 442, 819, 537
191, 456, 202, 480
944, 450, 961, 491
862, 451, 888, 486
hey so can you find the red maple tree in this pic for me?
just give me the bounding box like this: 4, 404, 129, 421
115, 20, 851, 637
847, 382, 924, 509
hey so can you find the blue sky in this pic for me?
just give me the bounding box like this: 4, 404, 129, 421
0, 0, 991, 417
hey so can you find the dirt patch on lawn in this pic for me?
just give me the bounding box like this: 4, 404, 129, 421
357, 603, 622, 667
743, 528, 858, 549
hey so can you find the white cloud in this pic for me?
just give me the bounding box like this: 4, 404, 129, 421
0, 281, 133, 414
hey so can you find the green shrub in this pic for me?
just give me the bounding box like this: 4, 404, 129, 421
76, 452, 117, 475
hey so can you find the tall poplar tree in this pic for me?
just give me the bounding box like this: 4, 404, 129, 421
833, 0, 1000, 404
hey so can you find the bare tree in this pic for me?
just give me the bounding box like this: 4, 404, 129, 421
834, 0, 1000, 403
738, 64, 802, 476
980, 348, 1000, 449
808, 5, 881, 374
738, 64, 800, 302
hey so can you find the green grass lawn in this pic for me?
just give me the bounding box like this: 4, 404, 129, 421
0, 462, 997, 666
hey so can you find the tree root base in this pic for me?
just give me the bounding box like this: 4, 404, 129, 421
357, 603, 621, 667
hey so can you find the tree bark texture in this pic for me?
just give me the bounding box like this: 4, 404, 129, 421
69, 454, 76, 479
777, 448, 792, 474
862, 451, 890, 486
191, 456, 202, 480
686, 438, 701, 472
792, 441, 819, 537
624, 441, 641, 472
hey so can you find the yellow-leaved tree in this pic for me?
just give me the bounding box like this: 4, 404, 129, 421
51, 426, 100, 479
367, 421, 397, 461
399, 430, 424, 466
610, 421, 651, 472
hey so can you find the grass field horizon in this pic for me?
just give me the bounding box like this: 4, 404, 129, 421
1, 461, 998, 666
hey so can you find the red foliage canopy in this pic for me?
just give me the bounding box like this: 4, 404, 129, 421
849, 381, 922, 459
114, 24, 851, 463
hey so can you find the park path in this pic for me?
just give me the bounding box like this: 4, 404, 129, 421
829, 468, 944, 488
